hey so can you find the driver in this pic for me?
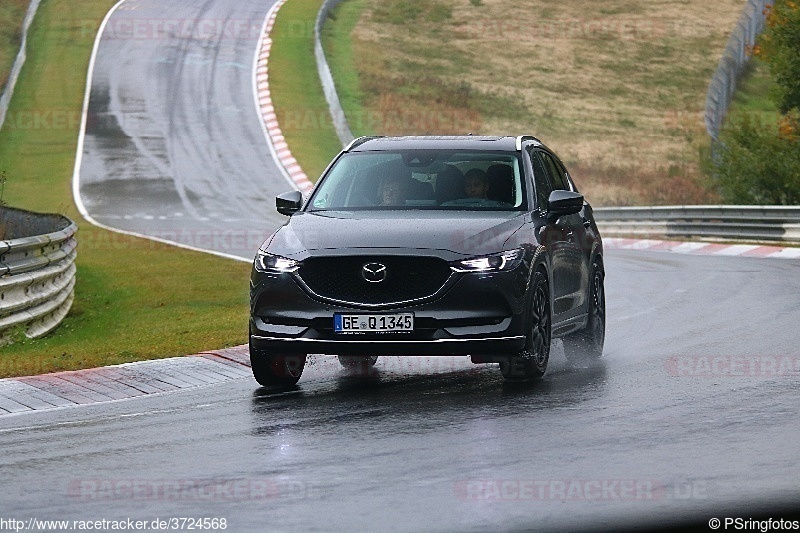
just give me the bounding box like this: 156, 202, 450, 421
379, 174, 411, 206
464, 168, 489, 199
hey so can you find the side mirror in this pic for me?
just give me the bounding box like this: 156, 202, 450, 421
276, 190, 303, 216
546, 190, 584, 221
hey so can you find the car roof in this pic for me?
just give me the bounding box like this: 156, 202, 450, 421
345, 135, 543, 153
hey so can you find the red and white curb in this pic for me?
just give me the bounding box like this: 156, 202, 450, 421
254, 0, 314, 193
0, 346, 252, 416
605, 237, 800, 260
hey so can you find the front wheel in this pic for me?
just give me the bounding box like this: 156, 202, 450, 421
563, 260, 605, 366
500, 270, 551, 381
249, 341, 306, 387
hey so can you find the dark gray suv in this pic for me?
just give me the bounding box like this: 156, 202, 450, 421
249, 135, 605, 386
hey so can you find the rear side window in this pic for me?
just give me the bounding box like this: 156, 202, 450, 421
528, 150, 552, 211
539, 151, 570, 191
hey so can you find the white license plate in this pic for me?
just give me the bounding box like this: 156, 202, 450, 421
334, 313, 414, 333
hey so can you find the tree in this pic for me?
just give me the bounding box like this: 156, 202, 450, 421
708, 0, 800, 205
755, 0, 800, 113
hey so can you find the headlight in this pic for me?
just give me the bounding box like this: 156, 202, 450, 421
254, 251, 300, 273
451, 249, 524, 272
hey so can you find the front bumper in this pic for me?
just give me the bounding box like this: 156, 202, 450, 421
250, 268, 530, 357
249, 332, 525, 357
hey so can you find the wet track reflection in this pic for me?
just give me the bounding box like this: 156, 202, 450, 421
2, 250, 800, 531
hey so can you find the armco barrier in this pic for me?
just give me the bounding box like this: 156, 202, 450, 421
315, 0, 355, 147
594, 206, 800, 243
0, 0, 43, 131
0, 206, 77, 345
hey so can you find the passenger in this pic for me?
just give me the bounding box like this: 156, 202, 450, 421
464, 168, 489, 199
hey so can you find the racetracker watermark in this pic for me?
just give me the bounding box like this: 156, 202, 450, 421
67, 478, 320, 501
2, 110, 156, 132
454, 479, 708, 501
79, 18, 294, 40
459, 18, 698, 42
0, 517, 228, 532
665, 356, 800, 378
278, 108, 481, 135
78, 229, 272, 255
85, 226, 599, 259
661, 110, 782, 135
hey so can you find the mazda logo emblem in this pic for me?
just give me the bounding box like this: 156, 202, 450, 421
362, 262, 387, 283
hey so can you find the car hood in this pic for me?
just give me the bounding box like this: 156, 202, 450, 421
265, 210, 528, 260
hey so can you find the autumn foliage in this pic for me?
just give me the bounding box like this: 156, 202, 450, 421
709, 0, 800, 204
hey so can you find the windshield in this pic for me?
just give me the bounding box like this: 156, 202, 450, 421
308, 150, 526, 211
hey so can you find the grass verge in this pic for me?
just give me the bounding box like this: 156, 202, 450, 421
319, 0, 748, 205
269, 0, 345, 179
0, 0, 251, 377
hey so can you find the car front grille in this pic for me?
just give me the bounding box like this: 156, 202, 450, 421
297, 255, 452, 305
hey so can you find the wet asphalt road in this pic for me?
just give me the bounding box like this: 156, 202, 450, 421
2, 250, 799, 531
40, 0, 800, 529
76, 0, 290, 260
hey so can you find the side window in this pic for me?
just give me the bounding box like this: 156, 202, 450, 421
539, 152, 569, 191
555, 158, 578, 192
528, 150, 552, 211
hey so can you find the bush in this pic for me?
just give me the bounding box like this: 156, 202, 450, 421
755, 0, 800, 114
711, 0, 800, 204
710, 111, 800, 204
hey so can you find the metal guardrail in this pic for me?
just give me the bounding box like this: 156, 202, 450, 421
0, 0, 43, 132
704, 0, 769, 140
315, 0, 355, 147
0, 207, 77, 345
594, 206, 800, 243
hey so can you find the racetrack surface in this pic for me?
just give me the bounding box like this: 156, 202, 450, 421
56, 0, 800, 529
1, 250, 799, 531
75, 0, 291, 260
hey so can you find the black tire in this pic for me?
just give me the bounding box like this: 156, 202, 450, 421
249, 340, 306, 387
563, 260, 605, 366
500, 270, 551, 381
338, 355, 379, 369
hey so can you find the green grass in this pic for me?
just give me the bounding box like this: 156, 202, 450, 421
269, 0, 345, 179
0, 0, 251, 377
0, 0, 28, 94
726, 60, 782, 125
321, 0, 514, 138
314, 0, 748, 205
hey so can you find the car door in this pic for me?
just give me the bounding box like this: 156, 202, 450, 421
528, 148, 575, 320
548, 154, 594, 314
533, 150, 588, 320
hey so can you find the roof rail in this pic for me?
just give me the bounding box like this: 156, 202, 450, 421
344, 136, 385, 151
515, 135, 541, 150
